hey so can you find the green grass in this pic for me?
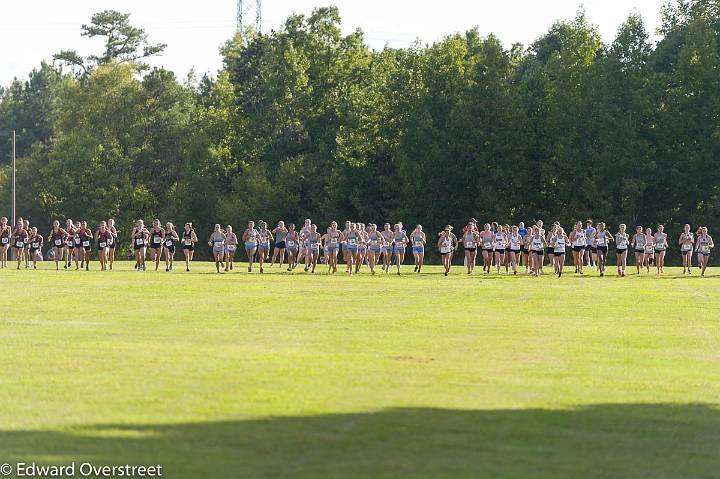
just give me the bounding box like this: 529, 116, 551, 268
1, 260, 719, 478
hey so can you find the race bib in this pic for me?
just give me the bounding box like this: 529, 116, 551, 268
82, 241, 90, 247
165, 240, 173, 247
228, 245, 237, 252
184, 239, 192, 245
286, 241, 295, 247
135, 238, 145, 245
16, 241, 24, 248
31, 242, 39, 248
54, 239, 63, 246
99, 242, 107, 248
1, 238, 8, 244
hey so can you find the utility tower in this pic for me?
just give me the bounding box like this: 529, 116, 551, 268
237, 0, 262, 34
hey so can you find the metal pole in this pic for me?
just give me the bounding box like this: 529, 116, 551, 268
11, 130, 16, 228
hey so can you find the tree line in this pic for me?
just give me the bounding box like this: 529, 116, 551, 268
0, 1, 718, 261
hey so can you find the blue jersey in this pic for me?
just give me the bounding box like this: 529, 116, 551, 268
519, 228, 528, 238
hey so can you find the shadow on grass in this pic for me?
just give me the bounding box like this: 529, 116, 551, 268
0, 404, 718, 478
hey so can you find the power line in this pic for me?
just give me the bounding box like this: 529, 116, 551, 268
237, 0, 262, 34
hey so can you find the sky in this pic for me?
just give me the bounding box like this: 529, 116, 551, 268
1, 0, 665, 86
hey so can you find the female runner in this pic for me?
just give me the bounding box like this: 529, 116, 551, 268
551, 226, 569, 277
615, 224, 629, 277
356, 223, 369, 274
508, 225, 522, 275
344, 223, 360, 275
410, 225, 426, 273
493, 226, 508, 274
479, 224, 494, 274
695, 227, 714, 277
23, 219, 31, 269
131, 220, 149, 271
148, 219, 165, 271
224, 225, 238, 272
107, 219, 118, 270
569, 222, 587, 274
96, 221, 112, 271
591, 222, 613, 276
381, 223, 394, 273
63, 219, 75, 269
367, 224, 384, 274
28, 227, 43, 269
78, 221, 93, 271
324, 222, 342, 274
528, 226, 547, 277
164, 223, 180, 272
438, 225, 458, 276
72, 221, 82, 269
678, 224, 694, 274
0, 217, 11, 268
257, 221, 273, 273
243, 221, 260, 273
208, 224, 226, 273
392, 224, 410, 275
182, 223, 197, 272
270, 221, 287, 269
631, 226, 646, 275
47, 221, 67, 270
654, 225, 668, 274
11, 218, 28, 270
305, 224, 322, 273
462, 223, 480, 274
643, 227, 655, 272
285, 224, 300, 271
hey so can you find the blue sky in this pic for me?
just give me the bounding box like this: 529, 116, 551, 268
1, 0, 663, 85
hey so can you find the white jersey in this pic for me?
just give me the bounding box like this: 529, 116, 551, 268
573, 230, 586, 247
509, 234, 521, 250
553, 235, 567, 253
616, 233, 629, 249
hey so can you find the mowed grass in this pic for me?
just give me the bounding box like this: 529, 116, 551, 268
0, 260, 719, 478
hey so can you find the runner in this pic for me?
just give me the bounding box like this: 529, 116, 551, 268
508, 225, 522, 275
208, 224, 226, 273
243, 221, 260, 273
392, 224, 410, 275
257, 221, 273, 273
63, 219, 75, 269
591, 222, 614, 277
28, 227, 43, 269
47, 221, 67, 271
366, 224, 384, 274
695, 227, 714, 277
631, 226, 646, 275
410, 225, 427, 273
285, 224, 300, 271
551, 226, 569, 277
11, 218, 28, 270
381, 223, 394, 273
305, 224, 322, 273
585, 220, 596, 268
438, 225, 458, 276
107, 218, 118, 270
131, 220, 149, 271
518, 222, 529, 272
569, 222, 587, 274
479, 223, 494, 274
678, 224, 694, 275
270, 221, 287, 269
528, 226, 547, 277
615, 224, 629, 277
164, 222, 180, 272
493, 226, 508, 274
145, 220, 164, 271
643, 227, 655, 272
224, 225, 238, 272
323, 221, 342, 274
654, 225, 668, 274
96, 221, 112, 271
462, 222, 480, 274
0, 217, 11, 268
182, 223, 197, 272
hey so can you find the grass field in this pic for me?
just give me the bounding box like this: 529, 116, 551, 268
1, 261, 719, 478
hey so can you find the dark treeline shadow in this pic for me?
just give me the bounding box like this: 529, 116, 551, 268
0, 404, 718, 478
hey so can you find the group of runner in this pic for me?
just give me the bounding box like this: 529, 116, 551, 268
0, 217, 714, 276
